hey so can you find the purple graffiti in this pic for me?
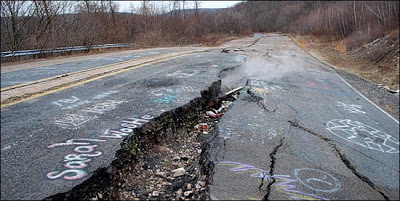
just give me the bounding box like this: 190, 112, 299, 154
273, 176, 329, 200
219, 161, 271, 179
217, 161, 330, 200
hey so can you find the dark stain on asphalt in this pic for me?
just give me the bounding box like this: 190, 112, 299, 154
142, 78, 180, 88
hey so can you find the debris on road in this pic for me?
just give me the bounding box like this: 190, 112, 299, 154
234, 48, 245, 52
206, 111, 217, 118
377, 84, 399, 94
224, 87, 243, 96
221, 49, 230, 53
172, 167, 186, 177
200, 123, 208, 131
213, 105, 225, 114
222, 100, 232, 109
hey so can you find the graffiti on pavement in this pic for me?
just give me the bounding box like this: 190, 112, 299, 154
326, 119, 399, 153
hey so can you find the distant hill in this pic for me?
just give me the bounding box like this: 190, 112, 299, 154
166, 8, 224, 16
116, 8, 224, 17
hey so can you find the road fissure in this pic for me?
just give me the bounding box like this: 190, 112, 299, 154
288, 119, 391, 200
263, 137, 285, 201
333, 145, 391, 201
246, 87, 278, 113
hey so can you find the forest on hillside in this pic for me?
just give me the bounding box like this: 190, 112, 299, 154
1, 1, 399, 52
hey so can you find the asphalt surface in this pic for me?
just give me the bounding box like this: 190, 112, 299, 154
209, 34, 399, 200
0, 49, 245, 199
1, 33, 398, 200
0, 49, 180, 88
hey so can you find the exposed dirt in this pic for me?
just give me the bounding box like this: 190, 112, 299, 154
112, 98, 235, 200
292, 30, 399, 92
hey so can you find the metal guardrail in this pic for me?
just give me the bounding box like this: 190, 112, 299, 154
1, 44, 132, 58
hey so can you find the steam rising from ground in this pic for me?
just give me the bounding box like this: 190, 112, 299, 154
221, 55, 305, 92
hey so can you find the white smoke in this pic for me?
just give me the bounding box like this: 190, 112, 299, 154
221, 54, 305, 91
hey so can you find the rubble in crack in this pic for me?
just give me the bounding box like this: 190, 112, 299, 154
110, 93, 238, 200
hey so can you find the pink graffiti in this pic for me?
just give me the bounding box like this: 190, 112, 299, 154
64, 152, 102, 162
47, 115, 155, 180
47, 169, 87, 180
74, 145, 98, 153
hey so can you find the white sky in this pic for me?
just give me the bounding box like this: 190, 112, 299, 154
117, 1, 243, 12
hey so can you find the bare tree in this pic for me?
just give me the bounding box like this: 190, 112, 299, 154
1, 0, 34, 51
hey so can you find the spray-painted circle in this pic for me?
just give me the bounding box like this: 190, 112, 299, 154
326, 119, 399, 153
294, 168, 340, 193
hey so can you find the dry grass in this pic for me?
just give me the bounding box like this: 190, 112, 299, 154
292, 32, 399, 90
291, 35, 308, 49
334, 42, 348, 53
200, 33, 241, 47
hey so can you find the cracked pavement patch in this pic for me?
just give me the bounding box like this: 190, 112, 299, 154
289, 120, 390, 200
207, 33, 398, 200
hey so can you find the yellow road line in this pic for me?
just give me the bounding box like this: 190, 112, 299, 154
1, 53, 192, 108
1, 52, 179, 92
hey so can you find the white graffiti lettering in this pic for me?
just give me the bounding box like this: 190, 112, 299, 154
48, 139, 106, 148
64, 159, 91, 169
294, 168, 341, 193
54, 114, 98, 129
141, 115, 154, 120
123, 117, 150, 125
47, 114, 154, 180
47, 169, 87, 180
61, 100, 92, 110
99, 129, 131, 139
64, 152, 102, 162
326, 119, 399, 153
92, 91, 119, 99
336, 102, 367, 114
52, 96, 80, 107
74, 145, 98, 153
82, 100, 125, 114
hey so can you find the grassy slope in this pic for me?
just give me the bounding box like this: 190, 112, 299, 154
291, 30, 399, 91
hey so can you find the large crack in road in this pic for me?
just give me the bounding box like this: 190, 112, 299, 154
263, 138, 285, 200
2, 34, 398, 200
288, 120, 391, 200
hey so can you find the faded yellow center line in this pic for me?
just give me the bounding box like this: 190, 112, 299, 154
1, 52, 179, 92
1, 53, 192, 108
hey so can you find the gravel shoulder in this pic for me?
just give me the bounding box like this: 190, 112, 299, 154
292, 38, 399, 121
306, 48, 399, 120
334, 68, 399, 120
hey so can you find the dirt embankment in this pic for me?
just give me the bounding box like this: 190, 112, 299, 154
291, 30, 399, 92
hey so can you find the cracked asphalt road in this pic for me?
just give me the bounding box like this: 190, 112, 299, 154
0, 43, 250, 199
210, 34, 399, 200
1, 33, 398, 200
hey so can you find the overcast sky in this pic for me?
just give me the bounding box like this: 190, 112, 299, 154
118, 1, 243, 12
